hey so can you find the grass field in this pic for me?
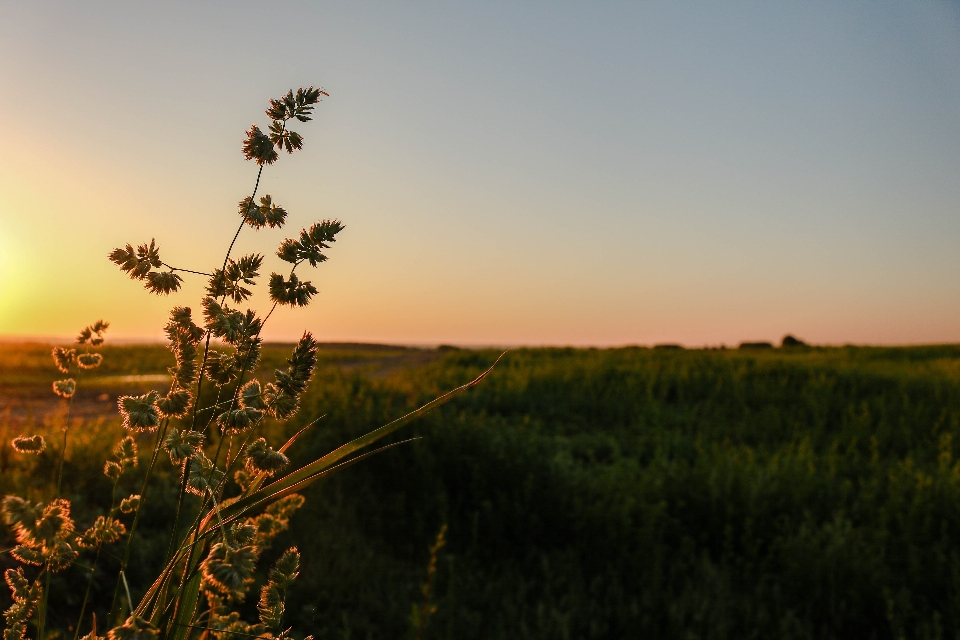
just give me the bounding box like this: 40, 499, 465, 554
3, 342, 960, 639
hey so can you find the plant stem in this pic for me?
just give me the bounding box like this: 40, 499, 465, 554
223, 169, 263, 266
33, 568, 47, 640
55, 369, 80, 497
152, 162, 266, 629
121, 420, 170, 564
46, 366, 80, 640
108, 419, 170, 624
164, 462, 192, 567
161, 263, 214, 277
157, 426, 261, 629
181, 160, 265, 527
38, 571, 49, 640
188, 160, 263, 436
73, 474, 122, 640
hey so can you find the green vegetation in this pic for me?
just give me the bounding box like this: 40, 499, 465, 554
6, 343, 960, 639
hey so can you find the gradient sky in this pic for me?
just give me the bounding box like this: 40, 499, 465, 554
1, 2, 959, 346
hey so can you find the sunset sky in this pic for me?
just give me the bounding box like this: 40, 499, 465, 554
1, 2, 959, 346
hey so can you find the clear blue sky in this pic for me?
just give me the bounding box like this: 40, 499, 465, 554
1, 1, 958, 345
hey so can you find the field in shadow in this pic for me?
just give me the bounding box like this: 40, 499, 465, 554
4, 342, 960, 639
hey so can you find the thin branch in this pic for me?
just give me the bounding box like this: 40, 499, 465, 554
162, 263, 214, 277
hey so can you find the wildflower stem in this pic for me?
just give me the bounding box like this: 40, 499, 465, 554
158, 426, 260, 627
223, 164, 265, 270
39, 572, 49, 640
108, 419, 170, 625
73, 474, 121, 640
164, 460, 191, 566
182, 160, 265, 541
156, 161, 267, 630
44, 354, 79, 640
33, 568, 48, 640
161, 263, 214, 277
124, 420, 170, 563
55, 368, 80, 497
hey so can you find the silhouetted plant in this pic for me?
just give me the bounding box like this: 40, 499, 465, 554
3, 87, 499, 640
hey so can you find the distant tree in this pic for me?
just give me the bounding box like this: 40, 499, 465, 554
739, 341, 774, 350
781, 334, 808, 347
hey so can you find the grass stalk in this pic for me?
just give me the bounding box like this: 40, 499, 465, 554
55, 369, 80, 497
73, 473, 123, 640
108, 418, 170, 624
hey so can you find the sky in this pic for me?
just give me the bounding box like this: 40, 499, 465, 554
0, 1, 959, 347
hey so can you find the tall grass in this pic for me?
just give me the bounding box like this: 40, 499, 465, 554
0, 89, 497, 640
5, 343, 960, 637
271, 345, 960, 639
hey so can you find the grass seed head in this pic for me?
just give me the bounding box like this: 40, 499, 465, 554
257, 584, 283, 629
44, 537, 79, 572
185, 453, 225, 496
258, 195, 287, 228
157, 389, 193, 418
244, 438, 289, 476
51, 347, 76, 373
239, 380, 267, 410
2, 576, 41, 638
239, 196, 266, 228
228, 522, 257, 547
242, 124, 278, 166
77, 353, 103, 369
264, 494, 305, 522
79, 516, 126, 548
3, 568, 30, 603
164, 306, 204, 344
35, 499, 75, 544
201, 541, 259, 598
76, 320, 109, 346
217, 407, 262, 434
269, 547, 300, 589
9, 546, 43, 566
118, 391, 160, 432
268, 272, 318, 308
261, 382, 299, 420
207, 610, 265, 640
11, 435, 45, 454
2, 496, 43, 534
104, 461, 122, 480
119, 495, 140, 514
169, 349, 199, 388
52, 378, 76, 398
145, 271, 183, 295
114, 436, 138, 468
163, 429, 204, 465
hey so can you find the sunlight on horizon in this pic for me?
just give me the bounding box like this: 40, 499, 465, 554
1, 2, 959, 347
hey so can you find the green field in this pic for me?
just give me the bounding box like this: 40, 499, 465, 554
3, 343, 960, 639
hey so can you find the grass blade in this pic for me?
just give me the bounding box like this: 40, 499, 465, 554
201, 351, 504, 532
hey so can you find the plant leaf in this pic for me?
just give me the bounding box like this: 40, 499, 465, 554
200, 353, 504, 535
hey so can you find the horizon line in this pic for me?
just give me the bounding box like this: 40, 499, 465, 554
1, 334, 958, 351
